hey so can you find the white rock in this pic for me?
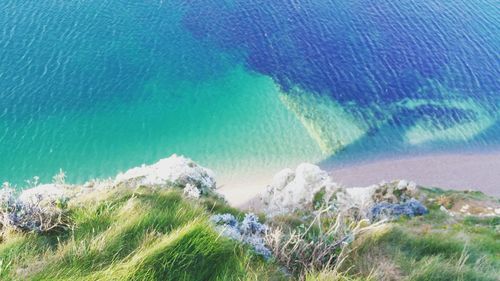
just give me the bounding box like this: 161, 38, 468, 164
407, 181, 417, 191
19, 184, 69, 204
83, 178, 114, 191
114, 154, 216, 194
440, 205, 454, 217
341, 185, 378, 207
271, 168, 295, 191
495, 208, 500, 215
397, 180, 408, 190
183, 183, 201, 199
261, 163, 339, 215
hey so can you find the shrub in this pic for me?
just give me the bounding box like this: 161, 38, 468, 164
0, 186, 68, 233
370, 199, 428, 221
211, 213, 271, 259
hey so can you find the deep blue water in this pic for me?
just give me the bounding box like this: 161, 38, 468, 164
1, 0, 499, 185
185, 0, 499, 132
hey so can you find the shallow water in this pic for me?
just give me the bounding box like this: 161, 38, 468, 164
1, 0, 499, 186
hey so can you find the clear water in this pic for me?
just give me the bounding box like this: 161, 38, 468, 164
1, 0, 499, 186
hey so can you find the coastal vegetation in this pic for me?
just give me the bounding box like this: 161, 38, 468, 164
1, 156, 498, 280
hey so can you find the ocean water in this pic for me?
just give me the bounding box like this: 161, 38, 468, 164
1, 0, 499, 186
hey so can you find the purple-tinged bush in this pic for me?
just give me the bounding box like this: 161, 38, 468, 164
0, 186, 68, 233
370, 198, 428, 221
240, 213, 268, 235
211, 213, 238, 227
211, 213, 271, 259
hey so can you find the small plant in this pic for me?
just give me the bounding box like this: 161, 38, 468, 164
52, 169, 66, 185
436, 195, 454, 209
25, 176, 40, 188
313, 187, 327, 210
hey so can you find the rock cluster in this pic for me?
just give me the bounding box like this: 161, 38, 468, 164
260, 163, 340, 216
19, 184, 71, 205
10, 155, 216, 208
114, 154, 216, 195
1, 155, 218, 234
260, 163, 425, 221
371, 180, 417, 203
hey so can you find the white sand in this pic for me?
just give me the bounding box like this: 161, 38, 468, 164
217, 174, 271, 207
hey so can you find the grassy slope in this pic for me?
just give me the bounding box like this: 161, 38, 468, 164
345, 188, 499, 281
0, 187, 284, 281
1, 186, 498, 281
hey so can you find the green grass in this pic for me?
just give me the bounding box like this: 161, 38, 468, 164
419, 187, 492, 200
0, 188, 284, 281
1, 186, 498, 280
345, 207, 499, 281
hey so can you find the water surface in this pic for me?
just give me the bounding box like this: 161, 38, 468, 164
1, 0, 499, 186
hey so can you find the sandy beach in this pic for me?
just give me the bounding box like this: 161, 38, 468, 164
218, 151, 500, 207
217, 173, 274, 207
329, 151, 500, 197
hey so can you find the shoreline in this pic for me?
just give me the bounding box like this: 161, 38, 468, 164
219, 150, 500, 207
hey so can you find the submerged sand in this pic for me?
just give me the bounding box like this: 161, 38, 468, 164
219, 151, 500, 207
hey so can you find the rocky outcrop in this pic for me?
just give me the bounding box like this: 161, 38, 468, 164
114, 154, 216, 195
1, 155, 218, 233
260, 162, 424, 219
9, 155, 216, 208
260, 163, 340, 216
18, 184, 71, 205
371, 180, 417, 203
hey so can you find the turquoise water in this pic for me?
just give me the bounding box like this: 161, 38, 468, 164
1, 0, 499, 186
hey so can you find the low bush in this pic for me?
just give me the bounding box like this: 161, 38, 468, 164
369, 199, 428, 221
0, 186, 68, 234
211, 213, 271, 259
